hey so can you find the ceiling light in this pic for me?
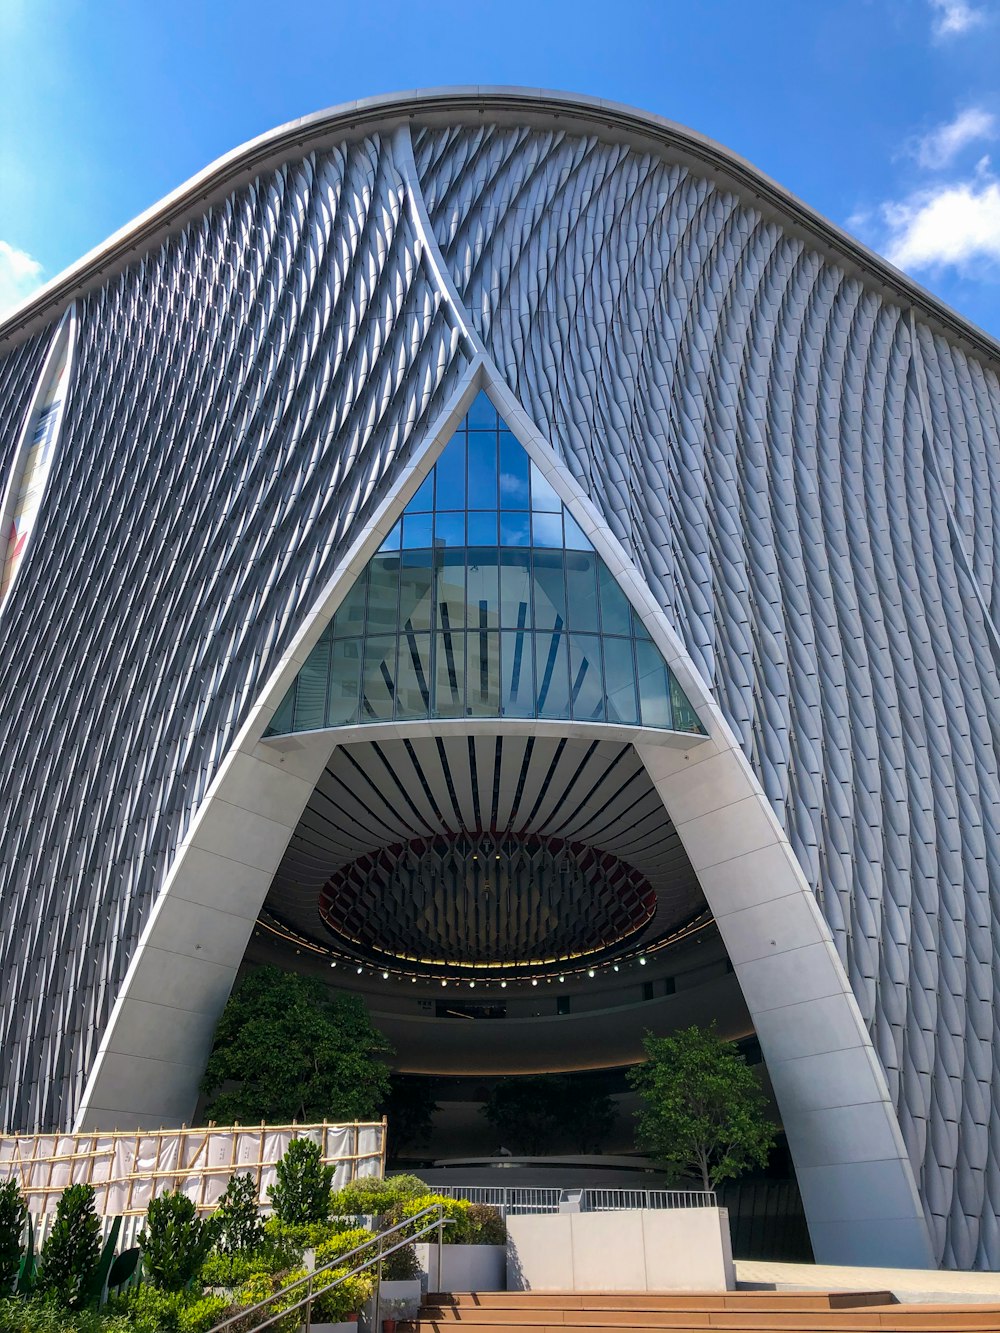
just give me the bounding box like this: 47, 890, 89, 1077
588, 969, 595, 978
382, 971, 389, 979
469, 981, 475, 989
329, 962, 337, 968
531, 979, 538, 986
613, 965, 619, 972
357, 967, 363, 974
500, 981, 507, 988
639, 956, 647, 966
558, 975, 565, 983
441, 979, 448, 987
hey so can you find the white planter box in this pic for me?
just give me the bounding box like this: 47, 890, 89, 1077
414, 1242, 506, 1292
302, 1323, 357, 1333
506, 1208, 735, 1293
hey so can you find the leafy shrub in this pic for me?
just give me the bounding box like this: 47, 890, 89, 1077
328, 1173, 428, 1219
198, 1249, 258, 1288
381, 1240, 420, 1281
267, 1139, 332, 1226
466, 1203, 506, 1245
313, 1226, 375, 1270
312, 1268, 374, 1323
37, 1184, 102, 1309
260, 1214, 358, 1260
234, 1267, 307, 1333
214, 1175, 263, 1256
138, 1192, 219, 1292
0, 1297, 132, 1333
0, 1180, 27, 1294
113, 1285, 230, 1333
392, 1194, 475, 1244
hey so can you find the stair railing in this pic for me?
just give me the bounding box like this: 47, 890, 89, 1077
208, 1202, 451, 1333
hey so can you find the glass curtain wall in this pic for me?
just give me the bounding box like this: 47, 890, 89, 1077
268, 393, 703, 735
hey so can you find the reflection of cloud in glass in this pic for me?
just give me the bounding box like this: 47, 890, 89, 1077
499, 470, 530, 503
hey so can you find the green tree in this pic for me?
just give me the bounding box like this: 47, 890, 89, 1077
37, 1184, 101, 1309
201, 965, 393, 1123
627, 1026, 775, 1190
0, 1179, 26, 1294
138, 1190, 219, 1291
267, 1137, 333, 1225
215, 1173, 263, 1255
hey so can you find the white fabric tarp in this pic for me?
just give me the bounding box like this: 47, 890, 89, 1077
0, 1121, 385, 1215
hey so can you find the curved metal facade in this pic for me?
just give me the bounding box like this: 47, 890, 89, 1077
2, 90, 1000, 1270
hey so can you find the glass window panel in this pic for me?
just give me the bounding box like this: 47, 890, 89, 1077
467, 511, 498, 545
603, 637, 639, 725
563, 511, 593, 551
499, 550, 532, 629
633, 615, 652, 641
466, 391, 498, 429
669, 674, 702, 733
499, 512, 531, 546
360, 635, 396, 721
332, 566, 368, 637
436, 549, 466, 631
378, 519, 401, 552
570, 634, 605, 723
499, 431, 530, 509
395, 631, 432, 719
328, 639, 362, 726
598, 562, 632, 636
532, 549, 567, 633
466, 548, 500, 628
530, 461, 562, 512
399, 551, 434, 631
408, 471, 434, 511
268, 687, 295, 735
564, 551, 599, 633
433, 631, 465, 717
535, 629, 571, 718
402, 512, 433, 549
531, 511, 563, 548
468, 629, 501, 715
434, 511, 465, 547
366, 555, 400, 632
293, 641, 330, 731
502, 630, 534, 717
468, 431, 498, 508
434, 432, 467, 510
635, 638, 671, 728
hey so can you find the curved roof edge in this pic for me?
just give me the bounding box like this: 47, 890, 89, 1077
2, 85, 999, 366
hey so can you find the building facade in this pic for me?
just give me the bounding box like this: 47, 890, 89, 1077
2, 89, 1000, 1271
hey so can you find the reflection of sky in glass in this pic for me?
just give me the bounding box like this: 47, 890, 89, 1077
272, 392, 704, 738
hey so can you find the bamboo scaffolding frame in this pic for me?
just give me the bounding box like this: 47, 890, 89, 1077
0, 1121, 385, 1216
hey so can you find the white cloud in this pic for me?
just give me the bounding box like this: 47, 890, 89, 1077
929, 0, 987, 36
0, 240, 44, 318
914, 108, 997, 169
876, 166, 1000, 271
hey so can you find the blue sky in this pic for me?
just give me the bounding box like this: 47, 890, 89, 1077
2, 0, 999, 338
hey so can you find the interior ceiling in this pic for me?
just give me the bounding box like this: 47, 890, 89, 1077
264, 733, 706, 975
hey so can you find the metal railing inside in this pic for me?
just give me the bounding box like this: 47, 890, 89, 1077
432, 1185, 716, 1215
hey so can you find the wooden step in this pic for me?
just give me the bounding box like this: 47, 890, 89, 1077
402, 1293, 1000, 1333
423, 1292, 898, 1311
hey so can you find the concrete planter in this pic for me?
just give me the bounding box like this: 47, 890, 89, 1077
414, 1242, 506, 1292
377, 1278, 422, 1319
302, 1323, 356, 1333
506, 1208, 735, 1292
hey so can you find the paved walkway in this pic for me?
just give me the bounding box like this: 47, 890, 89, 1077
736, 1260, 1000, 1304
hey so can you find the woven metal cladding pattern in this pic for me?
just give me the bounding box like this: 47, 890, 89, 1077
412, 123, 1000, 1269
0, 133, 470, 1135
0, 330, 54, 481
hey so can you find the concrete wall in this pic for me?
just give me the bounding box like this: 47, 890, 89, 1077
506, 1209, 735, 1292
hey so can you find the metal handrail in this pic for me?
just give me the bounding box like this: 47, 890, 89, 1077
208, 1202, 451, 1333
